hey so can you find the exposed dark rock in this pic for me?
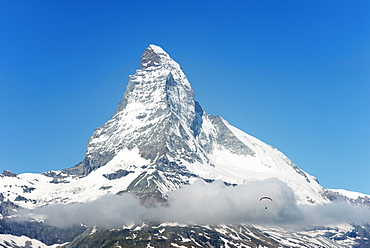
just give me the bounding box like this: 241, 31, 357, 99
103, 170, 133, 180
42, 171, 69, 179
21, 186, 36, 193
0, 219, 86, 246
49, 178, 70, 184
99, 186, 112, 190
0, 200, 19, 216
14, 195, 29, 202
140, 45, 163, 69
2, 170, 17, 177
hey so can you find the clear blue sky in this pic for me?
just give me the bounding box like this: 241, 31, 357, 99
1, 1, 369, 194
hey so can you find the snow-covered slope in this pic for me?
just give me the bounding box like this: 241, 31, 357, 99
0, 45, 327, 209
323, 188, 370, 208
329, 189, 370, 200
0, 234, 64, 248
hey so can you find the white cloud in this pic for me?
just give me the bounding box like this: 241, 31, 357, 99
18, 178, 370, 228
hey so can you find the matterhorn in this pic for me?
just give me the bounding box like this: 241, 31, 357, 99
60, 44, 322, 205
1, 45, 369, 248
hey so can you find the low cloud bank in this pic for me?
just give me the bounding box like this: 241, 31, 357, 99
19, 178, 370, 228
30, 194, 147, 228
162, 178, 301, 225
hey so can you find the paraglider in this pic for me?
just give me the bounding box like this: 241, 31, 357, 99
260, 196, 273, 209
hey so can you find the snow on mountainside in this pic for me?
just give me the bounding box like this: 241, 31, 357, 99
0, 44, 326, 208
323, 188, 370, 208
0, 234, 63, 248
329, 189, 370, 200
1, 44, 370, 248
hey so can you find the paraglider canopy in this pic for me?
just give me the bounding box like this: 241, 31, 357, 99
260, 196, 273, 209
260, 196, 273, 202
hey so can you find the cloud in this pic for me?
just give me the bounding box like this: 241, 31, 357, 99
17, 178, 370, 228
162, 178, 302, 225
23, 194, 147, 228
299, 202, 370, 226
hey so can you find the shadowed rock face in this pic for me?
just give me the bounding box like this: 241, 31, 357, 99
2, 170, 17, 177
140, 46, 162, 69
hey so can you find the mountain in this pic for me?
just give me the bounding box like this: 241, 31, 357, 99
0, 45, 369, 247
60, 44, 324, 203
1, 44, 323, 207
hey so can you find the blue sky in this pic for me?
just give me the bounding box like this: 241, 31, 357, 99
1, 0, 369, 194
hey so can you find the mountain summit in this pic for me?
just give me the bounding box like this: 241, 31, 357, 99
140, 44, 177, 69
64, 44, 200, 176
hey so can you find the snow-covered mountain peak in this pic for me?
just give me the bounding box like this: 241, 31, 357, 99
53, 45, 325, 204
63, 44, 197, 176
118, 44, 192, 113
1, 45, 369, 248
1, 45, 328, 208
